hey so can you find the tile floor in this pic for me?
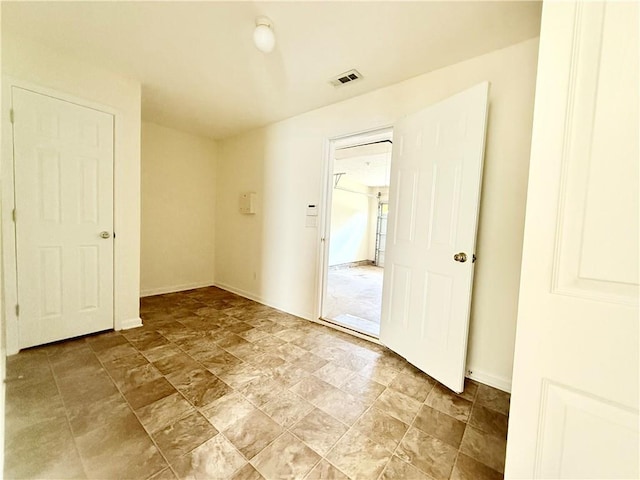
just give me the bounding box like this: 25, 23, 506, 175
4, 287, 510, 480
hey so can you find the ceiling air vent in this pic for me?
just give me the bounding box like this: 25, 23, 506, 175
329, 69, 363, 87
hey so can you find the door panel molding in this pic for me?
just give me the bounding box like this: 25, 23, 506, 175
550, 2, 639, 306
535, 379, 639, 479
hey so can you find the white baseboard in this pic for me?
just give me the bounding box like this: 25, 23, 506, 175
213, 282, 313, 321
118, 317, 143, 330
140, 281, 215, 297
467, 366, 512, 393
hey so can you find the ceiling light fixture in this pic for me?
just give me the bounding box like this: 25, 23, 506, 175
253, 17, 275, 53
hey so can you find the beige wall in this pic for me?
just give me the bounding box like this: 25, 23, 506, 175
329, 177, 371, 266
216, 38, 539, 390
141, 122, 217, 296
1, 33, 142, 350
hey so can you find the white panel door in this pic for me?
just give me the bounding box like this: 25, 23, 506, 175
505, 2, 639, 478
380, 82, 489, 393
12, 87, 114, 348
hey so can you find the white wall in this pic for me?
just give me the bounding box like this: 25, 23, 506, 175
1, 33, 142, 343
329, 177, 371, 266
141, 122, 217, 296
216, 38, 539, 390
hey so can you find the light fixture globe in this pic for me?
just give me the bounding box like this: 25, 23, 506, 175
253, 17, 275, 53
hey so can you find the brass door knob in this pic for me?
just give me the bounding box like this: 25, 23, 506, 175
453, 252, 467, 263
100, 231, 111, 239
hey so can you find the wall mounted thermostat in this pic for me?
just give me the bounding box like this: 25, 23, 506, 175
240, 192, 256, 214
305, 203, 318, 227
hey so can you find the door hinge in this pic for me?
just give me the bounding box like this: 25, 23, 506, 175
9, 109, 14, 124
12, 208, 16, 222
15, 304, 19, 316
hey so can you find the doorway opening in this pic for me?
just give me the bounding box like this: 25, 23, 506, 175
320, 128, 393, 338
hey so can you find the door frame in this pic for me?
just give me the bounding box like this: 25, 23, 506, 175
315, 125, 393, 334
2, 77, 123, 354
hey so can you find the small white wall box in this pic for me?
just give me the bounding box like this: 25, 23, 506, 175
306, 204, 318, 216
239, 192, 256, 214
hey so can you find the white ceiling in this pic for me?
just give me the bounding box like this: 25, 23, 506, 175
3, 1, 542, 140
335, 142, 392, 187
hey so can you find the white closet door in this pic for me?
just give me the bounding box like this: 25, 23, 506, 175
12, 87, 115, 348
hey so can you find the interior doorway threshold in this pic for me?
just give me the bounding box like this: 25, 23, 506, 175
320, 314, 380, 340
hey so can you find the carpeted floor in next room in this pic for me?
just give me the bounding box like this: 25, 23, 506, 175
4, 286, 510, 480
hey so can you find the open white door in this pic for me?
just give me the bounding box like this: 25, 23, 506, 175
505, 2, 639, 478
12, 87, 115, 348
380, 82, 489, 393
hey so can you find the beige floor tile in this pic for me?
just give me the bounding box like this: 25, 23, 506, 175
351, 407, 409, 451
451, 453, 503, 480
290, 408, 348, 455
272, 342, 308, 362
306, 460, 349, 480
239, 376, 286, 407
290, 376, 337, 404
201, 350, 244, 374
469, 403, 509, 439
313, 363, 356, 388
223, 410, 284, 459
231, 463, 265, 480
217, 362, 265, 389
67, 391, 131, 437
237, 328, 270, 342
380, 455, 432, 480
339, 374, 385, 406
5, 381, 66, 434
254, 334, 287, 349
153, 352, 201, 376
4, 417, 86, 480
460, 378, 480, 402
388, 371, 434, 402
75, 410, 167, 479
260, 390, 315, 428
396, 426, 457, 479
94, 341, 139, 363
124, 376, 177, 410
142, 343, 183, 362
201, 391, 257, 431
110, 361, 163, 392
290, 352, 330, 373
476, 384, 510, 416
153, 412, 219, 463
314, 387, 368, 425
326, 430, 392, 480
425, 384, 473, 422
136, 391, 195, 434
373, 388, 421, 424
149, 467, 179, 480
413, 404, 466, 448
57, 369, 120, 408
172, 435, 247, 479
168, 368, 231, 408
251, 432, 321, 480
460, 425, 507, 473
